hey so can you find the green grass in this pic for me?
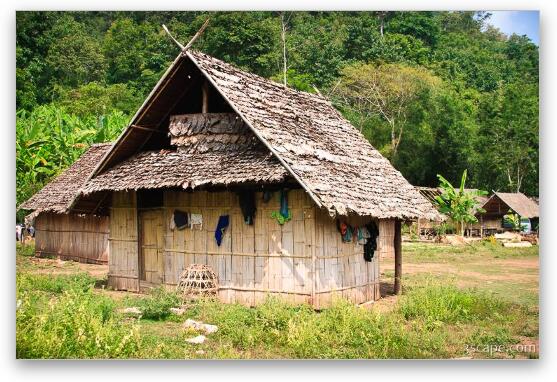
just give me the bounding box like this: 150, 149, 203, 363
403, 241, 539, 262
124, 287, 182, 321
16, 243, 539, 359
17, 273, 97, 294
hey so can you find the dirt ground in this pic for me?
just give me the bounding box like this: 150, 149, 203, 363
369, 242, 539, 314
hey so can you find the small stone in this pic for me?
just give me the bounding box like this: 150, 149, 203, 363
183, 318, 218, 334
186, 335, 206, 344
203, 323, 218, 334
119, 307, 142, 315
170, 307, 186, 315
195, 350, 205, 355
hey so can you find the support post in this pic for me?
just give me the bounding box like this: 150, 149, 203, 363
394, 219, 402, 295
202, 81, 209, 113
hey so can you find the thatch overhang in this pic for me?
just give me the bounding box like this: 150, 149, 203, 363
19, 143, 112, 214
481, 192, 539, 219
73, 50, 439, 220
81, 147, 290, 194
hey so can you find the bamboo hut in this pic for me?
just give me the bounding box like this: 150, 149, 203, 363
478, 192, 539, 235
19, 144, 112, 264
47, 50, 435, 308
414, 186, 487, 237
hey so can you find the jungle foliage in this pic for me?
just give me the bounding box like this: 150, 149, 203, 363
16, 11, 539, 215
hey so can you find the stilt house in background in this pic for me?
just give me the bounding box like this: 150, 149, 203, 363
19, 143, 111, 264
478, 192, 539, 235
25, 50, 437, 308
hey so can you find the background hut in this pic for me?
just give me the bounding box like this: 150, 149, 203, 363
413, 186, 487, 237
19, 143, 112, 264
479, 192, 539, 235
66, 50, 436, 308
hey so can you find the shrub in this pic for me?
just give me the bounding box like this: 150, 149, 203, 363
134, 287, 181, 320
16, 242, 35, 257
17, 273, 97, 294
16, 289, 140, 359
398, 279, 508, 324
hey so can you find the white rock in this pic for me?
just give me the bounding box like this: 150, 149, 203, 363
186, 335, 206, 344
195, 350, 206, 355
183, 319, 218, 334
119, 307, 142, 315
170, 307, 186, 315
503, 241, 532, 248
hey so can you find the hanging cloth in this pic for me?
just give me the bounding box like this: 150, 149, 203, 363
341, 222, 353, 242
238, 191, 256, 225
174, 210, 188, 230
270, 210, 292, 225
363, 221, 379, 262
190, 213, 203, 230
279, 189, 289, 218
357, 227, 370, 245
262, 190, 273, 203
214, 215, 230, 246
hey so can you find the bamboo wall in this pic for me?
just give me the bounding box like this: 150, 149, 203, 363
312, 209, 390, 308
108, 191, 140, 291
163, 189, 315, 306
108, 189, 395, 307
34, 212, 109, 264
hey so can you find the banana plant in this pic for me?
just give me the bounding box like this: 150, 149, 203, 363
434, 170, 488, 236
16, 104, 128, 214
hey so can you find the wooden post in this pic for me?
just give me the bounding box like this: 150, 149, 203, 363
202, 81, 209, 113
394, 219, 402, 295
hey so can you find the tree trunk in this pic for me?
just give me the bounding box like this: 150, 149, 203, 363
280, 13, 288, 86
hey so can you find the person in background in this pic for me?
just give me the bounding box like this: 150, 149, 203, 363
16, 224, 21, 242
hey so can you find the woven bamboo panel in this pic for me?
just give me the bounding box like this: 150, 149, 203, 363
108, 191, 139, 291
163, 189, 314, 306
34, 212, 109, 264
312, 209, 389, 309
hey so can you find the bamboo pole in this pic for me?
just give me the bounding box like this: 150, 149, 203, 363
394, 219, 402, 295
202, 81, 209, 113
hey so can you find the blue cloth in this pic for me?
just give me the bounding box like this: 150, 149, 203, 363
215, 215, 230, 246
280, 189, 289, 218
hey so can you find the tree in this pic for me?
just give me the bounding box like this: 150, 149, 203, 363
335, 62, 439, 158
45, 16, 107, 89
434, 170, 487, 236
279, 12, 292, 86
54, 82, 142, 117
476, 81, 538, 194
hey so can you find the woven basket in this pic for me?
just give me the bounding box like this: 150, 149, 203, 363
177, 264, 218, 301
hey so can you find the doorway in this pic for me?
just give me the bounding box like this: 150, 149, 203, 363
139, 209, 164, 285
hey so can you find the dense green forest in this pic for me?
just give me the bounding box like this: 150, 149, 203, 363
16, 11, 539, 215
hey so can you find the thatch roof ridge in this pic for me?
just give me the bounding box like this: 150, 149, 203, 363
187, 50, 438, 220
19, 144, 112, 214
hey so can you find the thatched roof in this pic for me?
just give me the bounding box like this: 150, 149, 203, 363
72, 50, 438, 220
82, 112, 289, 194
482, 192, 539, 219
81, 148, 289, 194
19, 143, 112, 213
185, 51, 437, 219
